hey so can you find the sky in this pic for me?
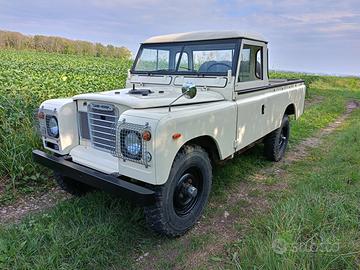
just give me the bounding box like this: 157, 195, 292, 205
0, 0, 359, 76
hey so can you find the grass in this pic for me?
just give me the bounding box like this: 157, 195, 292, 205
217, 109, 360, 270
0, 49, 360, 269
0, 195, 155, 269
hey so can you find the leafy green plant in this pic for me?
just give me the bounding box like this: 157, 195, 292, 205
0, 50, 131, 202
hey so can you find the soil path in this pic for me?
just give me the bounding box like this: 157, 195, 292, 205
0, 186, 71, 224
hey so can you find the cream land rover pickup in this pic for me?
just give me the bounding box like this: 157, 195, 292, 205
33, 31, 305, 236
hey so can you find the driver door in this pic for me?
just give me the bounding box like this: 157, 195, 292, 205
234, 40, 269, 151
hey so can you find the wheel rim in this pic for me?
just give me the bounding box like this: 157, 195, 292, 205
173, 168, 203, 217
279, 124, 288, 149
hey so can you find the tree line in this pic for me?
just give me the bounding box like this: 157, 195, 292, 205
0, 30, 131, 59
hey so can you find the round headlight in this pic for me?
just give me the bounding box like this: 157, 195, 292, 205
125, 132, 141, 156
48, 116, 59, 138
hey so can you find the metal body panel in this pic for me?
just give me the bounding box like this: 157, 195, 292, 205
39, 98, 78, 155
73, 88, 225, 109
234, 83, 305, 150
70, 145, 119, 174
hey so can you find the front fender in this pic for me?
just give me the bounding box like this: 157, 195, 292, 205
38, 98, 78, 155
154, 101, 237, 185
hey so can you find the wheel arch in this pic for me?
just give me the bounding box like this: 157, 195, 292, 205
284, 103, 297, 118
181, 135, 221, 165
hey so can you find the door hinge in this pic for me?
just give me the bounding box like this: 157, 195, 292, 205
233, 140, 238, 149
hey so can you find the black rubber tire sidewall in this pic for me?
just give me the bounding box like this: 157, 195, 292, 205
144, 146, 212, 236
264, 115, 290, 161
163, 149, 212, 232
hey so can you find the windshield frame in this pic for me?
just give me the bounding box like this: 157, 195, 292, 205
131, 38, 241, 77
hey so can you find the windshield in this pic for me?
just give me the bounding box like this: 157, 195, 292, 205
132, 39, 239, 75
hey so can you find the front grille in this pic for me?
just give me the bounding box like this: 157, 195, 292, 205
88, 103, 118, 152
78, 111, 90, 139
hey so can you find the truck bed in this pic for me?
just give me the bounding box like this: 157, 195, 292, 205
238, 79, 305, 94
269, 78, 304, 87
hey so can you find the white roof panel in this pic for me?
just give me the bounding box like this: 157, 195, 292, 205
143, 31, 267, 44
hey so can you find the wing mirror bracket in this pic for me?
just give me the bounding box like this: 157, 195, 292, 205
168, 82, 197, 112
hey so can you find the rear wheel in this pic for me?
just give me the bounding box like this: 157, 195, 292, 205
54, 172, 93, 196
144, 145, 212, 237
264, 114, 290, 161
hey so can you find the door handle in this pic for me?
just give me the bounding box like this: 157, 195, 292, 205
261, 104, 265, 114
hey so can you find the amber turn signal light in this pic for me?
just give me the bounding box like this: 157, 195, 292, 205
142, 130, 152, 141
172, 133, 182, 140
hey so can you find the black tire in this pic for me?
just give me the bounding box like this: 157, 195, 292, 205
264, 114, 290, 162
144, 145, 212, 237
54, 172, 93, 196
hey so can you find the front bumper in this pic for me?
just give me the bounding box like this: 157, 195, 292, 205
32, 150, 155, 205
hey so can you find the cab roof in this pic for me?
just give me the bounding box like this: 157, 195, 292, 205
143, 30, 267, 44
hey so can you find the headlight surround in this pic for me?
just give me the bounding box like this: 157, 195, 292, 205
47, 116, 59, 138
121, 129, 142, 160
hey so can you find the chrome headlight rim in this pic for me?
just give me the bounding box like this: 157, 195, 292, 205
46, 115, 59, 138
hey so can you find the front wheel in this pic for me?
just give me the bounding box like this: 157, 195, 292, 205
144, 145, 212, 237
264, 114, 290, 162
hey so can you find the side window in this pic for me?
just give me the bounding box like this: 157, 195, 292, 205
176, 52, 189, 71
238, 47, 251, 82
238, 45, 263, 82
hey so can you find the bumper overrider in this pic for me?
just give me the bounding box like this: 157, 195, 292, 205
32, 150, 155, 205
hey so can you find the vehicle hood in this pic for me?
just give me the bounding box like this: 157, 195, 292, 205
72, 87, 225, 109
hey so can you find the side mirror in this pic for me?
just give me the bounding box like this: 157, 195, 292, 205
168, 82, 197, 112
181, 82, 197, 99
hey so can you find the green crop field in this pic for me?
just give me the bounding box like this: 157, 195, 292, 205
0, 49, 360, 269
0, 50, 132, 204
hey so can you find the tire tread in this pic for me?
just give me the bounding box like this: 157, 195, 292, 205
144, 145, 211, 237
264, 115, 289, 162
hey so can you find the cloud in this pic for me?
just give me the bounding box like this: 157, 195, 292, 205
317, 22, 360, 33
0, 0, 359, 75
285, 11, 360, 24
